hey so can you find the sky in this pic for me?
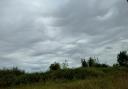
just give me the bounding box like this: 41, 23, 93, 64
0, 0, 128, 72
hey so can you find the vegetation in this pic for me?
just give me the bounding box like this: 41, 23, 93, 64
49, 62, 61, 71
1, 50, 128, 89
117, 51, 128, 67
4, 67, 128, 89
88, 57, 96, 67
81, 58, 88, 67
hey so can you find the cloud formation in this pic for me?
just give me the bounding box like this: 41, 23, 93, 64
0, 0, 128, 72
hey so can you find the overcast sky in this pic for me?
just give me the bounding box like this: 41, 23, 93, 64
0, 0, 128, 72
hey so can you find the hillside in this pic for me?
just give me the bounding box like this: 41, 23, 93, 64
3, 67, 128, 89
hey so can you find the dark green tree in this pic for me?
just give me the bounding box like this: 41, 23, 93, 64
49, 62, 61, 71
117, 51, 128, 66
88, 57, 96, 67
81, 58, 88, 67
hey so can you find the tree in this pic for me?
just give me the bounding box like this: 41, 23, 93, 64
81, 58, 88, 67
88, 57, 96, 67
117, 51, 128, 66
49, 62, 61, 71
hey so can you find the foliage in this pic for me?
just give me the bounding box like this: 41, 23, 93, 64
113, 63, 119, 68
95, 63, 109, 68
81, 58, 88, 67
88, 57, 97, 67
0, 67, 127, 88
7, 68, 128, 89
0, 67, 24, 87
117, 51, 128, 66
81, 57, 109, 68
49, 62, 61, 71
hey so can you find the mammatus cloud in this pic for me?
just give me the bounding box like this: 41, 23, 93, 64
0, 0, 128, 72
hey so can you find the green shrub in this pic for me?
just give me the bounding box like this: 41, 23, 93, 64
81, 59, 88, 67
49, 62, 61, 71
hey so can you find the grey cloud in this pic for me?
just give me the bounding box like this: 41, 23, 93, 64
0, 0, 128, 72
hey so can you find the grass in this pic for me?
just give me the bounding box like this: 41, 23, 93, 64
7, 76, 128, 89
5, 67, 128, 89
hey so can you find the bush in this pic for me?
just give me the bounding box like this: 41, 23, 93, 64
113, 63, 120, 68
49, 62, 61, 71
88, 57, 96, 67
117, 51, 128, 67
95, 64, 109, 68
81, 59, 88, 67
0, 67, 24, 87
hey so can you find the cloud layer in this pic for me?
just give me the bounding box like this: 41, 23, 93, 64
0, 0, 128, 72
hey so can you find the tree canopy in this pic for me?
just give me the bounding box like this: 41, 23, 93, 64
117, 51, 128, 66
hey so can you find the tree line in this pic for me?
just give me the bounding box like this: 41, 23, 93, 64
49, 50, 128, 71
